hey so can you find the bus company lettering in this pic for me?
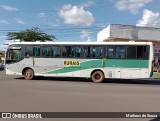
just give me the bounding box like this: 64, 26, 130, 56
63, 60, 80, 66
11, 113, 42, 118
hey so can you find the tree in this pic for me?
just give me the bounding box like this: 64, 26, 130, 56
7, 27, 56, 42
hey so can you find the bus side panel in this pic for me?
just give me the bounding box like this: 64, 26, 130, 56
104, 59, 150, 79
121, 69, 141, 78
32, 58, 66, 77
6, 61, 22, 75
140, 68, 149, 78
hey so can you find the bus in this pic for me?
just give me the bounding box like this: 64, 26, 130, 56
5, 41, 154, 83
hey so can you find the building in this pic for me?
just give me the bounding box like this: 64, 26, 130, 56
0, 52, 5, 62
97, 24, 160, 59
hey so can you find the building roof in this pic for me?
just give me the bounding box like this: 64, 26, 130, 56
97, 24, 160, 42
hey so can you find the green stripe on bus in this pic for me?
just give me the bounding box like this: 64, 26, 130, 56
46, 59, 149, 74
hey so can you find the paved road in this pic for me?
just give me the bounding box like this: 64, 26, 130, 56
0, 70, 160, 121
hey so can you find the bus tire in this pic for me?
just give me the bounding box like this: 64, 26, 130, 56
91, 71, 104, 83
24, 68, 34, 80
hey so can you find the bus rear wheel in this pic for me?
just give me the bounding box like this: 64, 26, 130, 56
24, 69, 34, 80
91, 71, 104, 83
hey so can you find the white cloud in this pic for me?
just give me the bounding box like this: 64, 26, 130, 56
80, 1, 95, 8
0, 20, 9, 24
136, 9, 160, 27
1, 5, 19, 12
80, 29, 93, 42
115, 0, 153, 14
59, 4, 94, 26
15, 18, 25, 25
37, 12, 46, 19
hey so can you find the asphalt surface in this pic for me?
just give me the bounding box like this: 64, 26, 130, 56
0, 70, 160, 121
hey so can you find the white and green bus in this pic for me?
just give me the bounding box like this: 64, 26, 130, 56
5, 41, 154, 83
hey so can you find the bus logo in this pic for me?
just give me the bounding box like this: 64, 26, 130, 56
2, 113, 11, 118
63, 60, 80, 67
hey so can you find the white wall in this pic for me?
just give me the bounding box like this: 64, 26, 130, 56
97, 25, 110, 42
110, 24, 160, 41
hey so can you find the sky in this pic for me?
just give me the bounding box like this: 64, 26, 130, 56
0, 0, 160, 50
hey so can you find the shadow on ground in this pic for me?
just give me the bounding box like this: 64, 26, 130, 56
15, 76, 160, 85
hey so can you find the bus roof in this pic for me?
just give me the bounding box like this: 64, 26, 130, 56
7, 41, 153, 46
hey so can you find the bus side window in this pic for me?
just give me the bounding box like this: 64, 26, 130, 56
51, 46, 60, 57
42, 46, 51, 57
62, 46, 67, 57
55, 46, 61, 57
137, 46, 147, 59
83, 46, 90, 58
63, 46, 76, 58
33, 46, 41, 57
115, 46, 125, 59
71, 46, 81, 58
105, 46, 114, 58
127, 46, 136, 59
25, 46, 33, 57
91, 46, 102, 58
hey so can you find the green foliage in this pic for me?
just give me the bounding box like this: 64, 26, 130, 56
7, 27, 56, 42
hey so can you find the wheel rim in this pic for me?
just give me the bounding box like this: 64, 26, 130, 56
92, 71, 104, 83
94, 73, 101, 80
26, 70, 33, 79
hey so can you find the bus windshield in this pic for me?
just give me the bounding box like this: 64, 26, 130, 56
6, 49, 21, 64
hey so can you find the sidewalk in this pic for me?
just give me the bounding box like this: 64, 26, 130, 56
152, 72, 160, 78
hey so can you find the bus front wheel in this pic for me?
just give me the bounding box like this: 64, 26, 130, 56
24, 69, 34, 80
91, 71, 104, 83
